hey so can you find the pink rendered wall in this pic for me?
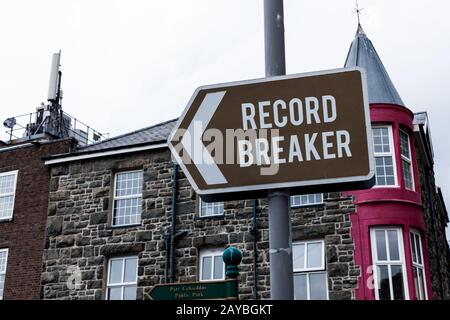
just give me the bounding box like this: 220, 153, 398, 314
348, 104, 433, 300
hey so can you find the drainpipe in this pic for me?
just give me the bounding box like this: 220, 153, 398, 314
163, 234, 170, 283
251, 199, 259, 299
169, 163, 178, 283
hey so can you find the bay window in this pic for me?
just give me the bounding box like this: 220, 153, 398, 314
293, 240, 328, 300
370, 228, 409, 300
372, 126, 397, 186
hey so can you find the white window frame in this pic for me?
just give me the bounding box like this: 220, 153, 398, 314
370, 227, 409, 300
199, 198, 224, 218
111, 170, 143, 227
106, 256, 138, 300
292, 240, 329, 300
410, 230, 428, 300
291, 193, 323, 208
399, 129, 415, 191
199, 248, 225, 282
0, 170, 18, 221
0, 248, 9, 300
372, 125, 398, 188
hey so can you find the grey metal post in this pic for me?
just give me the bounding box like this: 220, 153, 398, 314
264, 0, 294, 300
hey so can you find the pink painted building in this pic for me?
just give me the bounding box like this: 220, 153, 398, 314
345, 24, 449, 300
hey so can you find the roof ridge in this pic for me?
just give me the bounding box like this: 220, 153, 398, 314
77, 117, 178, 150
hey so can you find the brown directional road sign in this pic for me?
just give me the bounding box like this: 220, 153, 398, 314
168, 67, 375, 201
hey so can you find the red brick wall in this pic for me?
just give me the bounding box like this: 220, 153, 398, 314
0, 139, 72, 299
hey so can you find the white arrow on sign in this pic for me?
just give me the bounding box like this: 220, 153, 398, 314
180, 91, 228, 185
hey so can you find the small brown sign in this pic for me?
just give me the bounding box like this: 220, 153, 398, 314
168, 68, 374, 201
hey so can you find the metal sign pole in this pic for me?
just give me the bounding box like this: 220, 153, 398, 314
264, 0, 294, 300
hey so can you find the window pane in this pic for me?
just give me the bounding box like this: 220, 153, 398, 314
307, 242, 323, 269
294, 274, 307, 300
415, 235, 422, 265
213, 256, 223, 280
113, 197, 142, 226
200, 200, 224, 217
291, 194, 323, 207
375, 230, 387, 261
377, 265, 390, 300
124, 257, 138, 283
410, 233, 417, 264
108, 287, 122, 300
372, 127, 390, 153
0, 173, 16, 194
0, 275, 4, 299
109, 260, 123, 284
375, 156, 395, 186
309, 272, 328, 300
0, 195, 14, 219
387, 230, 400, 261
202, 256, 212, 280
115, 171, 143, 197
400, 131, 410, 159
293, 244, 305, 270
402, 160, 413, 190
123, 286, 137, 300
391, 265, 405, 300
0, 250, 7, 273
416, 267, 426, 300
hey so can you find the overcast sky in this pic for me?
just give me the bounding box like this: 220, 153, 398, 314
0, 0, 449, 237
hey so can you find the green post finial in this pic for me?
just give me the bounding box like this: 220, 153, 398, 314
222, 246, 242, 279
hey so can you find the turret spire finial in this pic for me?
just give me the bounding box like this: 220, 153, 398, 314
353, 0, 363, 26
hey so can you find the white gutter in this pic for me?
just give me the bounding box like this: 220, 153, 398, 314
45, 143, 168, 165
0, 143, 33, 153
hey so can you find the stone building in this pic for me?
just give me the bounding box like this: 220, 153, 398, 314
41, 119, 360, 300
38, 24, 450, 301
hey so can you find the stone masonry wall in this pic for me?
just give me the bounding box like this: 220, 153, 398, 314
416, 145, 450, 300
41, 148, 360, 300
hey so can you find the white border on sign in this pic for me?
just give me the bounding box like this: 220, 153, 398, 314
168, 67, 375, 196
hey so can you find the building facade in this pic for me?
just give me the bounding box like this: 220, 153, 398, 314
0, 138, 73, 299
40, 126, 361, 300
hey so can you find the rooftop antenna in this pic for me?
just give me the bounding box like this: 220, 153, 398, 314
45, 50, 69, 138
48, 50, 62, 104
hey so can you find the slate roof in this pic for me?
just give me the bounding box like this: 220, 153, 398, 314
345, 24, 405, 107
74, 118, 177, 153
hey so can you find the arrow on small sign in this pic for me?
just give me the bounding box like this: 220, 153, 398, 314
180, 91, 227, 185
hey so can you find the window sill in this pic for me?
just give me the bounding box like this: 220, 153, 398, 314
291, 203, 324, 209
195, 214, 225, 221
0, 217, 13, 223
371, 185, 399, 189
108, 223, 142, 230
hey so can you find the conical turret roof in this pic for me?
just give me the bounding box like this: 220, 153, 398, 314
345, 24, 404, 106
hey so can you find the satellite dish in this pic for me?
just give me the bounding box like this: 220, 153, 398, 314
3, 117, 16, 129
